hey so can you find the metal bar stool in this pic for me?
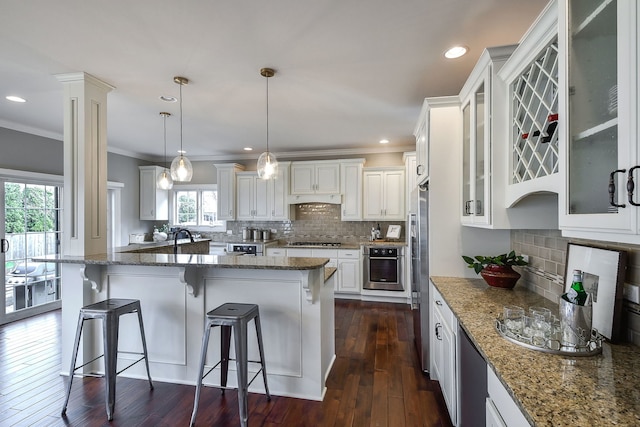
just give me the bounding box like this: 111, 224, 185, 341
190, 303, 270, 427
61, 298, 153, 421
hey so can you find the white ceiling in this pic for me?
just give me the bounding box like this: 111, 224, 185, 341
0, 0, 550, 161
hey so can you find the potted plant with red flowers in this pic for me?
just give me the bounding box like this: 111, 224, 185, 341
462, 251, 528, 289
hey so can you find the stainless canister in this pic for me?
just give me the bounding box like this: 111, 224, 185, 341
242, 228, 252, 240
251, 229, 260, 241
262, 229, 271, 241
559, 298, 592, 347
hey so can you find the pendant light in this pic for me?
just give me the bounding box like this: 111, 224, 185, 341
257, 67, 279, 180
170, 76, 193, 182
157, 112, 174, 190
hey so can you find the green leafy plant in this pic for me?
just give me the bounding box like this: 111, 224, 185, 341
462, 251, 528, 274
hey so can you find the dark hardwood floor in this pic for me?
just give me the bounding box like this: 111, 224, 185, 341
0, 300, 453, 427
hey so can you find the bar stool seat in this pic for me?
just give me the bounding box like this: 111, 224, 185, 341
61, 298, 153, 421
190, 303, 270, 427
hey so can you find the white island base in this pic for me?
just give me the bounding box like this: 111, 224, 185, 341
59, 261, 335, 401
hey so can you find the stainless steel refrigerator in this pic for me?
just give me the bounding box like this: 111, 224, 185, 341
410, 183, 430, 374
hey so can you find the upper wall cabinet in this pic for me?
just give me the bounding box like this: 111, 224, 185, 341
340, 159, 365, 221
558, 0, 640, 243
363, 167, 405, 221
414, 104, 429, 185
139, 166, 168, 221
290, 161, 340, 195
460, 45, 517, 227
498, 0, 561, 208
236, 162, 292, 221
215, 163, 245, 221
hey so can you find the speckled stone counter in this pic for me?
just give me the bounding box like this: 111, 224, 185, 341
431, 276, 640, 426
35, 252, 329, 270
114, 238, 211, 253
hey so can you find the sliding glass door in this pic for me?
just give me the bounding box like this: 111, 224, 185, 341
1, 180, 62, 325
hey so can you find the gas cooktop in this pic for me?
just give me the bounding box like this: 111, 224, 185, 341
287, 241, 342, 247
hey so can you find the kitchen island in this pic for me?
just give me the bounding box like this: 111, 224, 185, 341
35, 253, 335, 401
431, 276, 640, 426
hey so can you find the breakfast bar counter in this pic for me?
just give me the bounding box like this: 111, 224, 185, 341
431, 276, 640, 426
36, 253, 335, 401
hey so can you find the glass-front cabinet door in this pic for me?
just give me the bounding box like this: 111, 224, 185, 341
461, 69, 491, 226
559, 0, 639, 241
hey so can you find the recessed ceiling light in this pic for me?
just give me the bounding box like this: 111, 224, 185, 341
177, 150, 187, 154
160, 95, 177, 103
379, 139, 389, 144
444, 46, 468, 59
6, 95, 26, 103
244, 147, 253, 151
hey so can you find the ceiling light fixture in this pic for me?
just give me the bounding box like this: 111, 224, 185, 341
160, 95, 177, 103
6, 95, 26, 103
157, 112, 174, 190
380, 139, 390, 144
244, 147, 253, 151
170, 76, 193, 182
257, 67, 279, 180
444, 45, 468, 59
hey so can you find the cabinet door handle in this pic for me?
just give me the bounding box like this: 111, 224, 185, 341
628, 166, 640, 206
609, 169, 627, 208
417, 164, 424, 176
435, 322, 442, 340
1, 238, 9, 253
464, 200, 473, 215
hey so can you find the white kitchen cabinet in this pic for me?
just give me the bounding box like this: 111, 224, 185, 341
363, 168, 405, 221
460, 45, 516, 227
414, 108, 429, 185
487, 367, 530, 426
290, 161, 340, 195
215, 163, 245, 220
404, 152, 417, 213
498, 1, 561, 211
430, 282, 458, 425
336, 249, 361, 294
558, 0, 640, 244
236, 173, 270, 220
139, 166, 168, 220
236, 162, 291, 221
340, 159, 365, 221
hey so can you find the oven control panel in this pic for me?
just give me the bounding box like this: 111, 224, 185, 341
369, 247, 399, 257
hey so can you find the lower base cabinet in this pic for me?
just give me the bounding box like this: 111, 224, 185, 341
486, 367, 530, 426
430, 282, 458, 425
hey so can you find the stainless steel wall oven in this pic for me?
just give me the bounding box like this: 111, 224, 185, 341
363, 246, 404, 291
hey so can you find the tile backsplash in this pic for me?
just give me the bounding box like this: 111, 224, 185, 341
511, 229, 640, 345
202, 203, 406, 243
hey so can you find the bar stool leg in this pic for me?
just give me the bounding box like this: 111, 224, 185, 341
190, 320, 213, 427
220, 325, 231, 395
234, 321, 249, 427
103, 312, 119, 421
254, 314, 271, 400
135, 307, 154, 389
61, 312, 85, 416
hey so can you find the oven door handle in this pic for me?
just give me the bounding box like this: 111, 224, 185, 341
368, 256, 399, 260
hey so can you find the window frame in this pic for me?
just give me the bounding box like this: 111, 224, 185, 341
170, 184, 226, 232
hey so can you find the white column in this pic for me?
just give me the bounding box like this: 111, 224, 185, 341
56, 72, 114, 256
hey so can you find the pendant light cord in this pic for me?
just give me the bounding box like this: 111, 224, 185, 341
265, 74, 269, 154
163, 114, 168, 168
179, 82, 184, 155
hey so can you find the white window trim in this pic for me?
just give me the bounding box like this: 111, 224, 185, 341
170, 184, 226, 232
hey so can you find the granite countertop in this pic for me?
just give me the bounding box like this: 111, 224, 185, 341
271, 240, 407, 249
115, 238, 211, 252
33, 253, 329, 271
431, 276, 640, 426
325, 267, 337, 282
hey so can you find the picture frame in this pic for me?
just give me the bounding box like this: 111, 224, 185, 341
564, 243, 627, 342
386, 225, 402, 240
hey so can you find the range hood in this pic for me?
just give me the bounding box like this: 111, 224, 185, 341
287, 194, 343, 205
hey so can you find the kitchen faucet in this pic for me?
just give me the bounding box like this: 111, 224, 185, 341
173, 228, 194, 255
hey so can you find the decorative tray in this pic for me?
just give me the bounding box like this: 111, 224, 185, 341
495, 314, 603, 357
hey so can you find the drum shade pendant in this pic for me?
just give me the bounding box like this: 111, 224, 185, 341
257, 68, 278, 180
157, 112, 174, 190
170, 76, 193, 182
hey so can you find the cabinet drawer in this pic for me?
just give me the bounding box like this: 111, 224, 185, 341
338, 249, 360, 259
286, 248, 313, 257
311, 249, 339, 258
487, 367, 530, 426
431, 284, 455, 329
266, 248, 286, 257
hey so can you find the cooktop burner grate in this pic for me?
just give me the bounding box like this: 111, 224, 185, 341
288, 242, 342, 247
